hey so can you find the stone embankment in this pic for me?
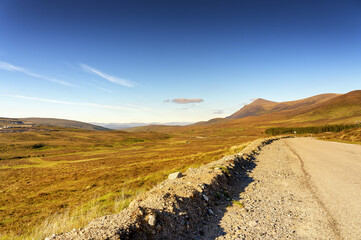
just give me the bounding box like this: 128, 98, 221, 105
48, 137, 282, 240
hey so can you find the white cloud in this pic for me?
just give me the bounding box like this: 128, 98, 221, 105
0, 94, 150, 112
0, 61, 73, 86
87, 82, 113, 93
172, 98, 204, 104
0, 61, 23, 71
80, 63, 134, 87
163, 99, 170, 103
213, 110, 224, 115
96, 86, 113, 93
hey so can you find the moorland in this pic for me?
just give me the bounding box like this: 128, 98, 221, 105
0, 90, 360, 239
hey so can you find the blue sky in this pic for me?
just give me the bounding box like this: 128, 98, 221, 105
0, 0, 360, 123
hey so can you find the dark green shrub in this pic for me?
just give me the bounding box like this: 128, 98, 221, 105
32, 143, 45, 149
265, 123, 361, 135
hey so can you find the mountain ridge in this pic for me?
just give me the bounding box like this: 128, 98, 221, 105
129, 90, 360, 133
227, 93, 340, 119
15, 117, 110, 131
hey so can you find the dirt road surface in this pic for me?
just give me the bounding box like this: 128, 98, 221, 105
203, 138, 361, 240
286, 138, 361, 240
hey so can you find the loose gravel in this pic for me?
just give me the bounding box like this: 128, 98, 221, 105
202, 139, 338, 239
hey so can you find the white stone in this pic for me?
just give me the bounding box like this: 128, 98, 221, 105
148, 214, 156, 226
168, 172, 182, 180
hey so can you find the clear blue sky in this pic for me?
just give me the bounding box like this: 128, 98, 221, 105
1, 0, 360, 123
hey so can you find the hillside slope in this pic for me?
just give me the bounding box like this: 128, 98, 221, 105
227, 93, 339, 119
227, 98, 276, 119
19, 118, 110, 131
223, 90, 361, 129
128, 90, 360, 134
296, 90, 361, 122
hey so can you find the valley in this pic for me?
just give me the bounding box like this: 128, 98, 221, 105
0, 90, 360, 239
3, 2, 361, 239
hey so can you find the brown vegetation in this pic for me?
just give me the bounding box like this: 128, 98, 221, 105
316, 128, 361, 144
0, 90, 360, 239
0, 128, 256, 239
227, 93, 339, 119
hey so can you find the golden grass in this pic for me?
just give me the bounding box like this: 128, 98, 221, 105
1, 92, 360, 239
0, 129, 256, 239
316, 128, 361, 145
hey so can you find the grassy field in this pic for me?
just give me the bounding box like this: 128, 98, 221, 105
1, 91, 360, 239
0, 128, 256, 239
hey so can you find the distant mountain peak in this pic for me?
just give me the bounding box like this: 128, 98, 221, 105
253, 98, 267, 102
227, 93, 340, 119
251, 98, 275, 104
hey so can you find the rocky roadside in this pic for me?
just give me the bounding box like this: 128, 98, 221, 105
47, 137, 281, 240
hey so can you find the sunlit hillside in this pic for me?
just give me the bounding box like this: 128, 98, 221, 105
129, 90, 361, 134
0, 127, 255, 239
1, 90, 360, 239
227, 93, 339, 119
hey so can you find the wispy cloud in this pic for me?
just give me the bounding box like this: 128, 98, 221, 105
96, 87, 113, 93
88, 83, 113, 93
171, 98, 204, 104
163, 99, 170, 103
80, 64, 134, 87
213, 110, 224, 115
0, 61, 73, 86
0, 94, 150, 112
87, 81, 114, 93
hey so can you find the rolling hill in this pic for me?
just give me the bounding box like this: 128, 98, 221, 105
227, 93, 340, 119
295, 90, 361, 122
129, 90, 361, 134
5, 91, 359, 133
2, 90, 360, 239
19, 118, 110, 131
93, 122, 194, 130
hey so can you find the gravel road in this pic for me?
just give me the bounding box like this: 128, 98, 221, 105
202, 138, 361, 240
